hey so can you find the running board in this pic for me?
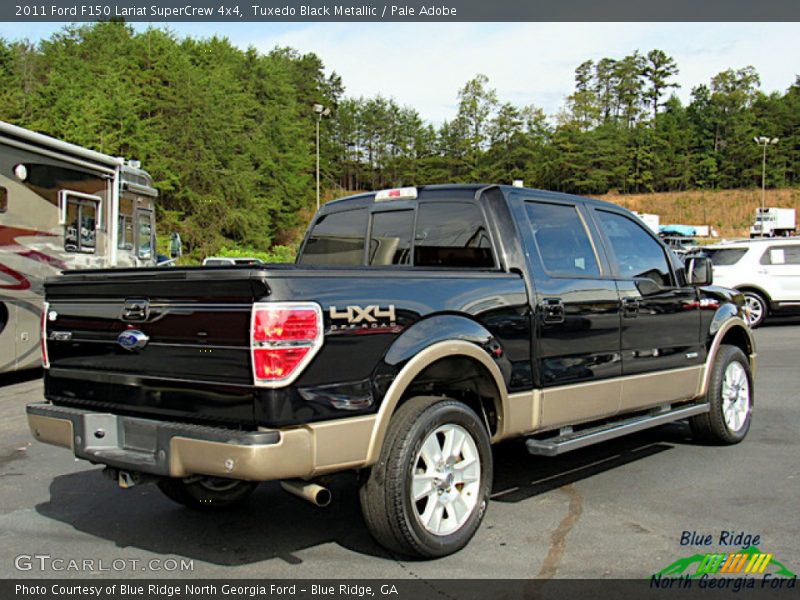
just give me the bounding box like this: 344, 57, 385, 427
525, 403, 710, 457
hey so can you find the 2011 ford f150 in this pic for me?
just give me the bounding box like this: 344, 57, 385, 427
27, 184, 755, 558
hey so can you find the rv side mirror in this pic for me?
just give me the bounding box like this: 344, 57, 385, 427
687, 256, 713, 286
169, 232, 183, 259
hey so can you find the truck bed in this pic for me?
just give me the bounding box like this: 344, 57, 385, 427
43, 265, 528, 428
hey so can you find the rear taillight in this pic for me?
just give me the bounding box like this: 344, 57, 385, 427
250, 302, 323, 387
41, 301, 50, 369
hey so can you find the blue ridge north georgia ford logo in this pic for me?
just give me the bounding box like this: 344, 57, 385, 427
117, 330, 149, 351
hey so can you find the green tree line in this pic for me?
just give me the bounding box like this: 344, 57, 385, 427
1, 23, 798, 258
332, 51, 800, 196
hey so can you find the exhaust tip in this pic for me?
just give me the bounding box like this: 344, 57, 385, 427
314, 487, 332, 507
281, 480, 332, 507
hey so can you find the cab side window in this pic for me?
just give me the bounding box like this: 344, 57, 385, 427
525, 202, 600, 278
0, 186, 7, 212
414, 202, 494, 268
596, 210, 672, 287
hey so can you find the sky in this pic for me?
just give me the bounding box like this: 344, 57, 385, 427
0, 21, 798, 124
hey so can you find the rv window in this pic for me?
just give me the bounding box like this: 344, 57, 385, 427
64, 198, 98, 254
0, 187, 6, 212
136, 211, 154, 261
118, 197, 134, 250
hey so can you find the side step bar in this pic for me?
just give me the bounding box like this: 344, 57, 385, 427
525, 403, 710, 457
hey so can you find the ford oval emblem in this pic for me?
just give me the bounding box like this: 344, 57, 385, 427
117, 329, 149, 351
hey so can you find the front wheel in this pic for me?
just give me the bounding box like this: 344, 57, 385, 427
157, 476, 258, 510
360, 396, 493, 558
690, 345, 753, 445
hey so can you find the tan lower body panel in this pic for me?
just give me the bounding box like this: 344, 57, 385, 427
306, 415, 376, 476
539, 378, 622, 431
502, 390, 541, 438
619, 366, 703, 412
532, 365, 705, 433
28, 414, 74, 450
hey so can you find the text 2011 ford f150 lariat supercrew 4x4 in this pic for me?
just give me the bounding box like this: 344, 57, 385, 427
27, 184, 755, 558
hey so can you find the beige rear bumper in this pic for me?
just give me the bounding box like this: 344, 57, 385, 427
27, 403, 375, 481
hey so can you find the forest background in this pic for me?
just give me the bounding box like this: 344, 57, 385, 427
1, 22, 798, 261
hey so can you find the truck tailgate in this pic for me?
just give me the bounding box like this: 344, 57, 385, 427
43, 267, 272, 427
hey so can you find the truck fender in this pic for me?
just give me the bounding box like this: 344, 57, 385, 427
699, 315, 756, 398
384, 314, 506, 369
365, 328, 511, 465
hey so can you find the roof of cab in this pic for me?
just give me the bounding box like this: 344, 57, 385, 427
320, 184, 626, 213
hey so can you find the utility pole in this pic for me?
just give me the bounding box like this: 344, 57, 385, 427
753, 136, 779, 237
314, 104, 331, 212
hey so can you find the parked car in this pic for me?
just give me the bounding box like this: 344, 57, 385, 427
660, 235, 698, 257
202, 256, 265, 266
699, 238, 800, 327
28, 184, 754, 558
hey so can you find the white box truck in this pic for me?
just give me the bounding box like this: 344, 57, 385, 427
750, 207, 796, 238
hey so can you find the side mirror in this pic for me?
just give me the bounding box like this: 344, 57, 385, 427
169, 232, 183, 259
687, 256, 713, 286
634, 277, 662, 297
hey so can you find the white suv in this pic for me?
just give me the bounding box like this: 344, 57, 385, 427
701, 238, 800, 327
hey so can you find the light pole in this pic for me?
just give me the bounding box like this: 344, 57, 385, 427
753, 136, 779, 237
314, 103, 331, 212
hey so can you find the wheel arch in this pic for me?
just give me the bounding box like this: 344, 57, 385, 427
364, 340, 509, 465
699, 317, 756, 398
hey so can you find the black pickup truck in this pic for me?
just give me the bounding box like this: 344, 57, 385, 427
28, 184, 755, 558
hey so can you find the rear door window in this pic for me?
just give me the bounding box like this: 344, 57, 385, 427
414, 202, 494, 268
300, 208, 369, 266
525, 202, 600, 278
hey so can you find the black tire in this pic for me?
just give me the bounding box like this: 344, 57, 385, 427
690, 345, 753, 445
359, 396, 493, 559
157, 476, 258, 510
741, 290, 768, 328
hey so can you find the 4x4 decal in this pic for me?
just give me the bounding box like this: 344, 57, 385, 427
329, 305, 397, 331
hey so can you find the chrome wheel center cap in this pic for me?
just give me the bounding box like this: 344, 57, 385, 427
435, 470, 455, 492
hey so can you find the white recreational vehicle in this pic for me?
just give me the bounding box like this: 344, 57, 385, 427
0, 120, 159, 373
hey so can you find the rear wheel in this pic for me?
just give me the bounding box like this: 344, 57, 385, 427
690, 345, 753, 445
157, 476, 257, 510
360, 396, 492, 558
741, 290, 768, 328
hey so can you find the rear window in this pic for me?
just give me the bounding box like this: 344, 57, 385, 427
300, 200, 495, 268
300, 208, 368, 266
704, 248, 748, 266
369, 210, 414, 266
414, 202, 494, 268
